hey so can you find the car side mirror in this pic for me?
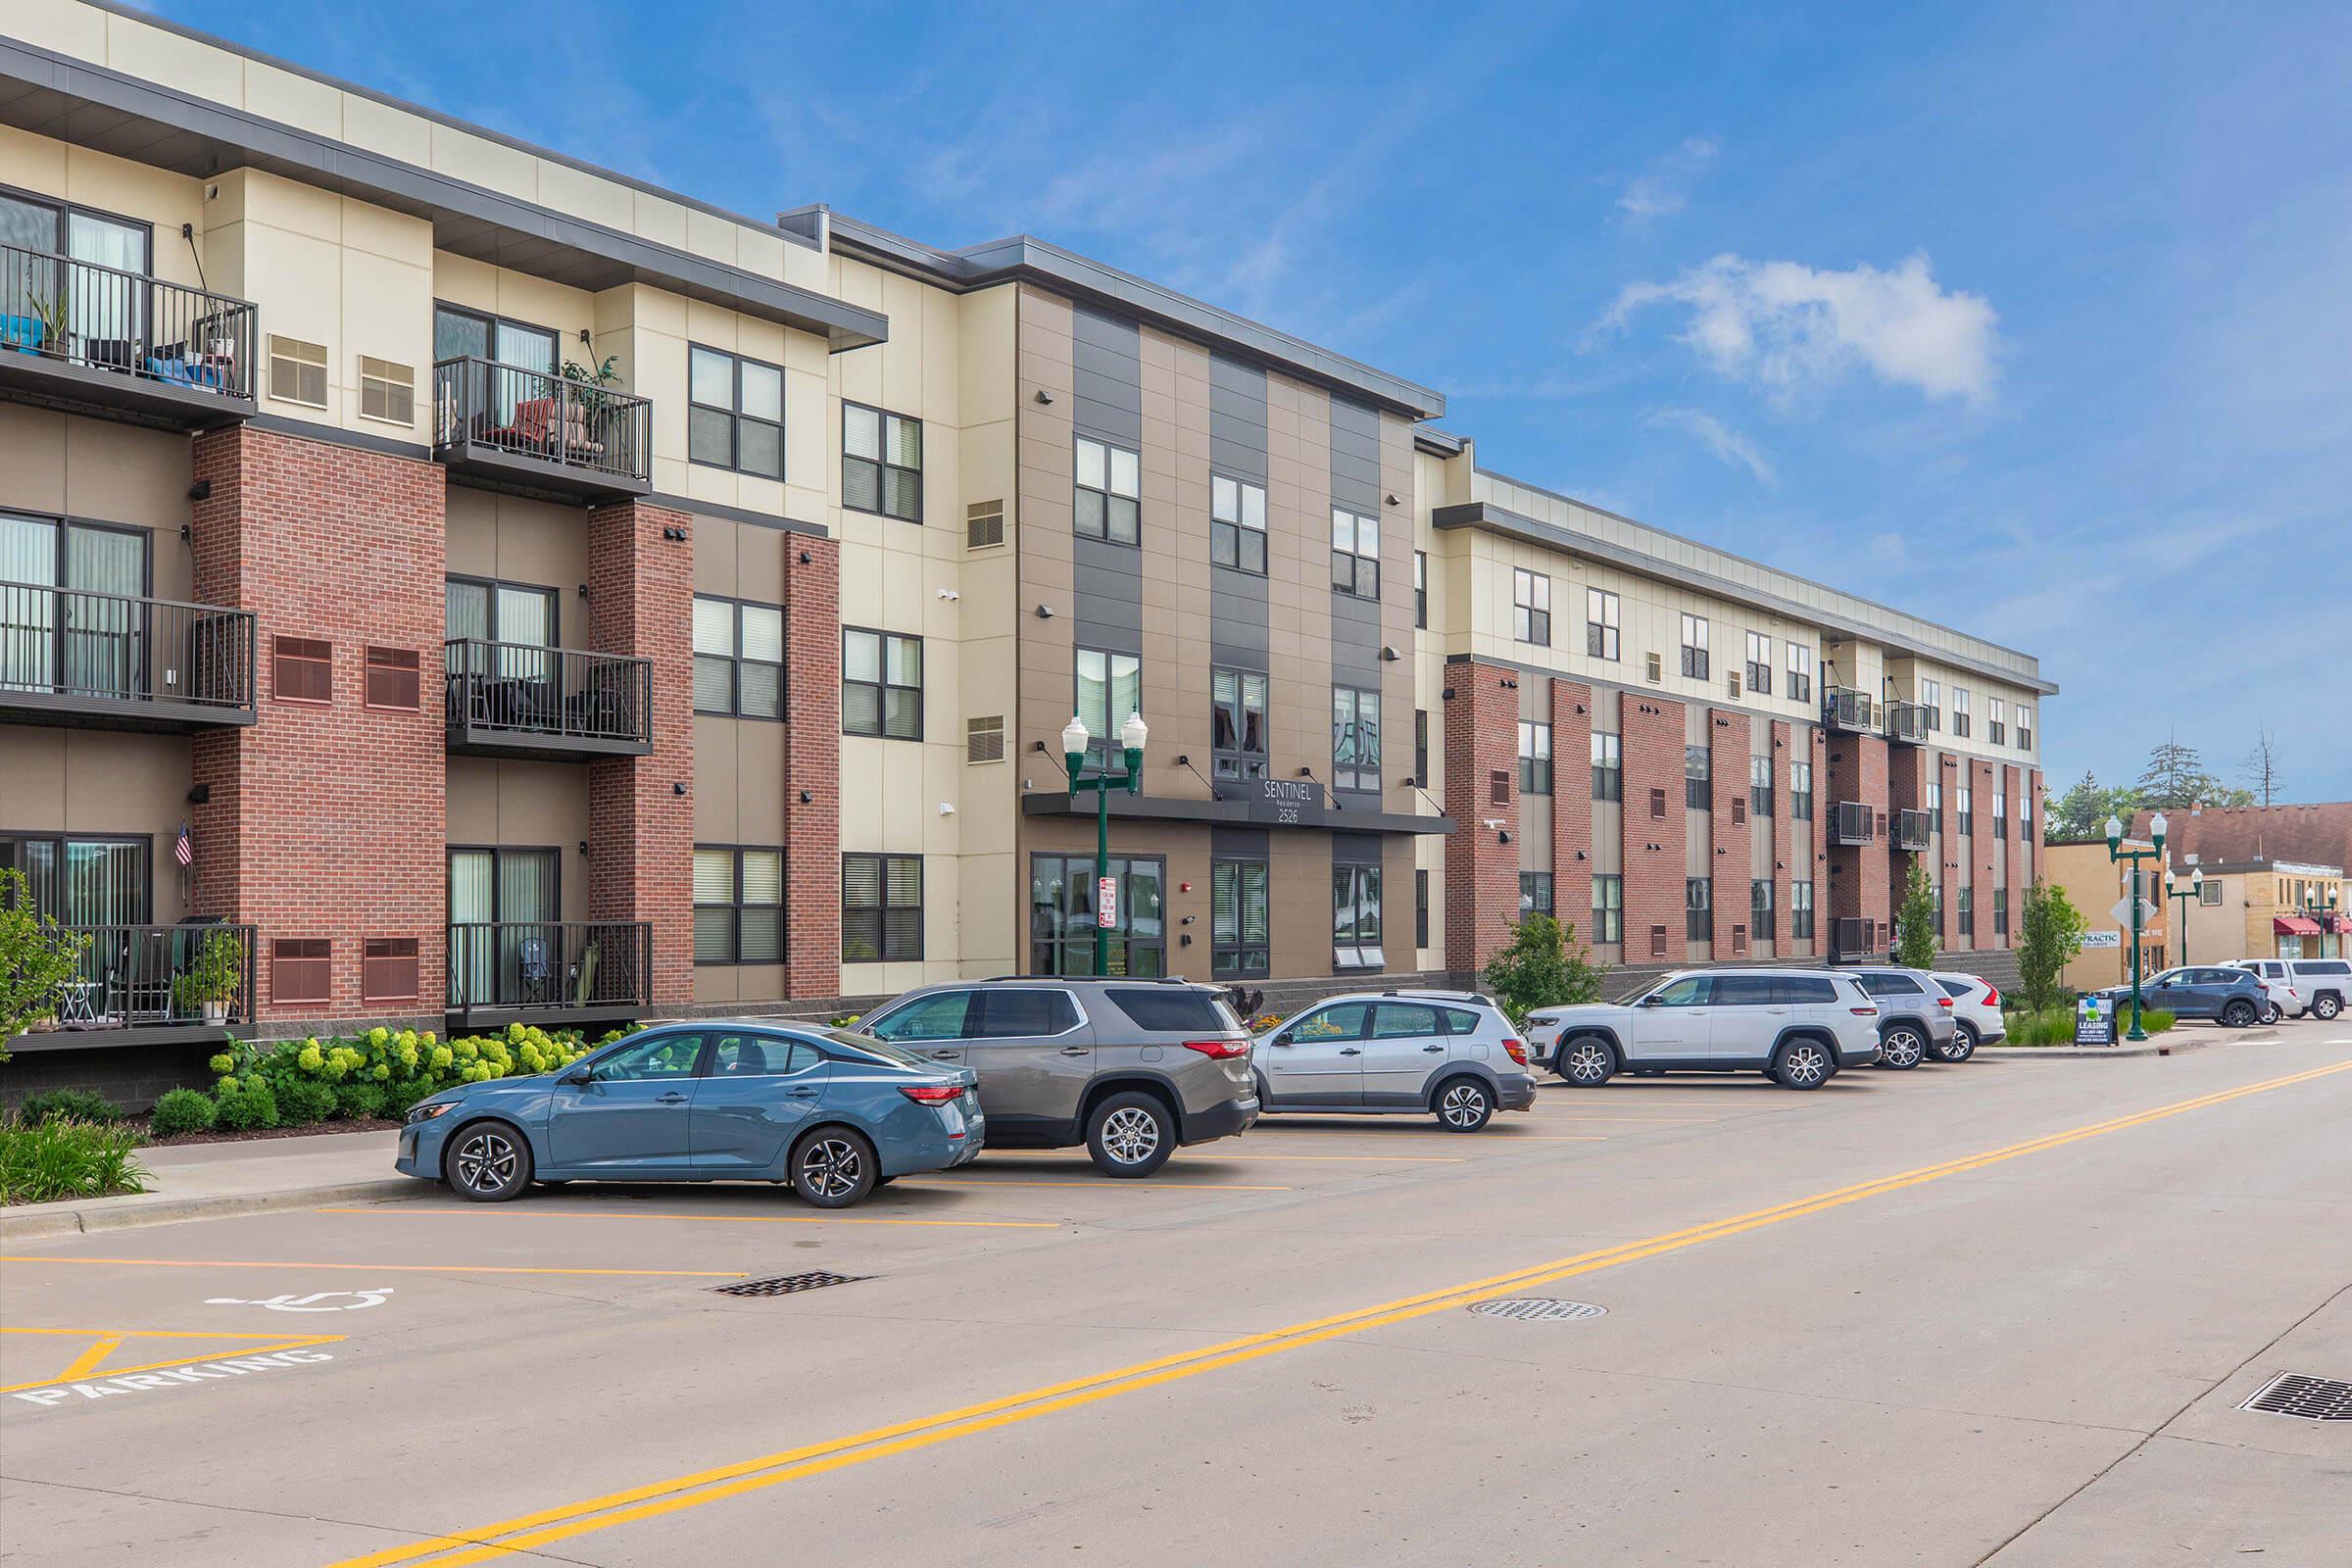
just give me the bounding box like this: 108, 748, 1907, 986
1637, 995, 1663, 1007
561, 1067, 593, 1087
1272, 1032, 1293, 1048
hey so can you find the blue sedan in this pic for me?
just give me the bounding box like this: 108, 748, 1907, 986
395, 1022, 983, 1208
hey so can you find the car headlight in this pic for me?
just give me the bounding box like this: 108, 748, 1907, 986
406, 1101, 457, 1125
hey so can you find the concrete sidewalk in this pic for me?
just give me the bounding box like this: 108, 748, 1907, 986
1, 1128, 408, 1242
1979, 1026, 2278, 1060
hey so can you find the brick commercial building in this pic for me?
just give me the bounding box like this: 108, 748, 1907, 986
0, 3, 2052, 1103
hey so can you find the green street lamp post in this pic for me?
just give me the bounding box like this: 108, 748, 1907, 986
2164, 864, 2203, 970
1062, 710, 1149, 975
2106, 811, 2168, 1042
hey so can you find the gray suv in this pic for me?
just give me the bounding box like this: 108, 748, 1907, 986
1844, 966, 1962, 1066
855, 978, 1257, 1176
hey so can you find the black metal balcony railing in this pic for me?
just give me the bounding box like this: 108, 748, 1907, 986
1831, 801, 1877, 847
0, 581, 256, 728
0, 238, 256, 401
432, 357, 652, 494
20, 922, 258, 1038
1830, 916, 1877, 965
446, 920, 653, 1019
1895, 808, 1935, 851
1824, 686, 1875, 732
444, 639, 653, 757
1886, 700, 1931, 745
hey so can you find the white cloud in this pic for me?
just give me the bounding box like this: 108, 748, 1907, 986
1602, 253, 2001, 405
1616, 137, 1718, 223
1645, 407, 1777, 485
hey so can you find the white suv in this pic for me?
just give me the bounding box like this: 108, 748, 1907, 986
1526, 969, 1882, 1091
1250, 991, 1538, 1132
2227, 958, 2348, 1021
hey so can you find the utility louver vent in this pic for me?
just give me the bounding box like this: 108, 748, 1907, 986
359, 357, 415, 425
967, 715, 1005, 763
967, 500, 1006, 549
712, 1272, 870, 1298
269, 336, 327, 408
2241, 1374, 2352, 1421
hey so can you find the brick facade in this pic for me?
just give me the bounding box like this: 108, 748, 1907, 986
1973, 758, 2003, 948
1888, 740, 1929, 916
1770, 721, 1799, 955
2006, 764, 2031, 910
1708, 709, 1752, 955
1937, 753, 1963, 949
1443, 660, 1521, 973
1620, 692, 1686, 962
1825, 731, 1890, 946
1549, 679, 1593, 941
783, 534, 843, 1000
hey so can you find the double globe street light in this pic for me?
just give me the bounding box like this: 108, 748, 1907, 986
1061, 710, 1150, 975
2164, 864, 2204, 970
2106, 811, 2166, 1041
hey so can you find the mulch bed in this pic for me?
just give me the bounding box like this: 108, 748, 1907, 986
140, 1117, 404, 1148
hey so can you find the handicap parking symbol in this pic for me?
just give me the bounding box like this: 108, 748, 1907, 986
206, 1289, 397, 1312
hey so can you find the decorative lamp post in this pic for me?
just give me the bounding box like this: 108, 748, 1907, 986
2107, 811, 2166, 1041
2164, 865, 2203, 970
1061, 710, 1149, 975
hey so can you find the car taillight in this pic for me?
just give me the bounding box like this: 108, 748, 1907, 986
1182, 1038, 1250, 1059
899, 1084, 963, 1104
1850, 1004, 1879, 1016
1937, 996, 1953, 1008
1502, 1038, 1527, 1065
1982, 984, 2000, 1006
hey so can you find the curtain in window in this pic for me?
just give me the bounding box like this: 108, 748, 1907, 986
64, 839, 146, 927
0, 514, 57, 692
447, 850, 494, 1006
741, 850, 783, 963
66, 212, 147, 364
491, 322, 555, 427
693, 849, 736, 962
444, 580, 489, 643
62, 524, 145, 700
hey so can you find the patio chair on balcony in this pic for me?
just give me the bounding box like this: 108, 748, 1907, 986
519, 937, 553, 1006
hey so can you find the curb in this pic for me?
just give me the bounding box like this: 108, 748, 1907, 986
1979, 1029, 2278, 1061
0, 1178, 416, 1244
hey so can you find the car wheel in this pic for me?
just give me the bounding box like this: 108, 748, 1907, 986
1556, 1035, 1617, 1088
791, 1128, 878, 1208
1773, 1039, 1833, 1091
2222, 999, 2256, 1029
443, 1121, 532, 1202
1433, 1075, 1494, 1132
1879, 1024, 1927, 1070
1088, 1092, 1174, 1178
2261, 1003, 2281, 1025
2314, 994, 2342, 1021
1936, 1023, 1979, 1063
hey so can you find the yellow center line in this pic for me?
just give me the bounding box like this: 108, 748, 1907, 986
326, 1055, 2352, 1568
313, 1207, 1056, 1232
0, 1256, 748, 1279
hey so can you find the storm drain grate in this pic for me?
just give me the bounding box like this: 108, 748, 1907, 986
712, 1271, 871, 1298
2240, 1373, 2352, 1421
1468, 1298, 1607, 1323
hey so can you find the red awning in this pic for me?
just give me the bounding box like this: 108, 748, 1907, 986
2324, 913, 2351, 935
2274, 915, 2323, 936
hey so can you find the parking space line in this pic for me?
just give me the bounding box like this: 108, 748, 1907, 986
52, 1335, 123, 1382
900, 1178, 1292, 1193
314, 1207, 1056, 1232
1002, 1152, 1465, 1164
0, 1256, 749, 1279
1245, 1133, 1605, 1144
1, 1327, 345, 1395
324, 1055, 2352, 1568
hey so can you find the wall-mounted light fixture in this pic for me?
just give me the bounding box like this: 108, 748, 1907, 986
1380, 646, 1398, 662
672, 781, 688, 796
577, 840, 590, 857
1035, 389, 1054, 405
799, 789, 812, 805
799, 550, 811, 565
1035, 604, 1054, 618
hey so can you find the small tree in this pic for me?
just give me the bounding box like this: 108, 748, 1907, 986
2016, 880, 2088, 1014
1893, 859, 1939, 970
0, 868, 90, 1062
1483, 912, 1607, 1025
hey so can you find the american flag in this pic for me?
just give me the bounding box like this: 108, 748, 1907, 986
174, 821, 193, 866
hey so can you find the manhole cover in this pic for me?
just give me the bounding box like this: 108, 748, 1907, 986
2241, 1373, 2352, 1421
1467, 1298, 1606, 1323
712, 1271, 870, 1298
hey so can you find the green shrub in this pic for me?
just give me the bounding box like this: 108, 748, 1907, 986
274, 1078, 338, 1126
2002, 1006, 2079, 1047
332, 1081, 388, 1120
18, 1088, 124, 1124
0, 1114, 150, 1203
2143, 1009, 2177, 1035
213, 1076, 278, 1132
149, 1087, 217, 1139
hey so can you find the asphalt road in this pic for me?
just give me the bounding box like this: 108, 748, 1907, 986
5, 1014, 2349, 1567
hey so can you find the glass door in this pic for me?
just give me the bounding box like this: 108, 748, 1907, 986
0, 514, 57, 692
449, 847, 559, 1006
66, 212, 148, 370
61, 523, 146, 701
0, 194, 63, 353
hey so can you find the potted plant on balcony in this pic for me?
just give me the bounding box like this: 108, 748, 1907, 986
172, 927, 247, 1026
559, 354, 622, 463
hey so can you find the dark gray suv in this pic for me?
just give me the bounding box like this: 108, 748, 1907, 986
855, 978, 1258, 1176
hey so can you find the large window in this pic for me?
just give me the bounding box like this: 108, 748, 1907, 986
446, 845, 558, 1006
1586, 588, 1620, 660
1750, 755, 1774, 818
844, 403, 922, 521
1416, 868, 1430, 949
0, 834, 148, 926
1592, 874, 1623, 945
1212, 667, 1268, 780
1788, 643, 1814, 705
1333, 686, 1381, 792
1076, 648, 1143, 759
1989, 697, 2007, 747
433, 305, 557, 429
1789, 760, 1814, 821
1686, 744, 1711, 810
1921, 678, 1942, 730
1415, 708, 1430, 790
1957, 786, 1975, 837
2018, 707, 2033, 751
693, 596, 784, 718
1994, 886, 2009, 937
843, 628, 922, 740
1591, 731, 1622, 802
1521, 872, 1555, 916
1686, 877, 1711, 942
1211, 858, 1270, 978
1518, 720, 1553, 795
1513, 568, 1551, 645
1075, 436, 1140, 544
1993, 788, 2008, 840
1680, 613, 1711, 679
843, 854, 923, 963
1331, 508, 1380, 599
1751, 878, 1775, 941
688, 345, 784, 478
1745, 632, 1772, 695
1210, 474, 1267, 574
0, 514, 151, 700
1031, 854, 1165, 975
1790, 880, 1815, 939
1952, 687, 1972, 739
1, 193, 152, 361
1333, 861, 1383, 969
692, 847, 783, 964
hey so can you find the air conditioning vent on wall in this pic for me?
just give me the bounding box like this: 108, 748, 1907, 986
359, 356, 415, 425
269, 335, 327, 408
1645, 652, 1663, 684
966, 715, 1005, 763
966, 501, 1006, 550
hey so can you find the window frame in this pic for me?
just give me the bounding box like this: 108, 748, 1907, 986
1790, 880, 1815, 939
1211, 666, 1270, 782
1332, 684, 1382, 793
1075, 647, 1144, 761
1988, 696, 2007, 747
842, 401, 924, 522
271, 635, 332, 706
1745, 631, 1772, 696
1789, 760, 1814, 821
687, 343, 785, 479
1751, 878, 1775, 941
1788, 643, 1814, 705
1591, 731, 1622, 802
1332, 860, 1384, 970
1512, 567, 1551, 645
1517, 720, 1553, 796
692, 594, 786, 720
692, 844, 786, 966
1686, 744, 1711, 810
1592, 873, 1624, 945
842, 852, 924, 964
841, 626, 923, 741
1520, 871, 1555, 917
1209, 472, 1268, 575
1586, 587, 1620, 661
364, 644, 420, 712
1413, 551, 1428, 629
1952, 687, 1972, 738
1210, 857, 1271, 979
1686, 876, 1712, 942
1330, 506, 1381, 600
1030, 853, 1167, 976
1074, 435, 1141, 545
1750, 755, 1774, 818
1679, 613, 1711, 679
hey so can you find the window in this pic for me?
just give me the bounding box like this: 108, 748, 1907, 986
445, 847, 557, 1004
1413, 551, 1428, 628
1592, 875, 1623, 944
1210, 474, 1267, 574
364, 645, 419, 710
1952, 687, 1971, 738
1333, 686, 1381, 792
1989, 697, 2007, 747
1586, 588, 1620, 660
1920, 678, 1942, 730
0, 515, 149, 701
1076, 648, 1144, 759
434, 304, 557, 391
273, 636, 331, 705
1745, 632, 1772, 696
1686, 745, 1711, 810
1075, 437, 1141, 544
1107, 989, 1236, 1033
1788, 643, 1814, 705
1648, 786, 1668, 819
1333, 862, 1383, 968
586, 1031, 703, 1083
1731, 795, 1747, 827
1211, 668, 1269, 780
1687, 877, 1711, 942
1591, 732, 1622, 802
693, 597, 784, 718
1415, 709, 1430, 790
1994, 887, 2009, 937
0, 834, 149, 926
1680, 613, 1710, 679
844, 403, 922, 521
1520, 872, 1554, 916
2200, 879, 2224, 906
1750, 756, 1774, 818
268, 335, 327, 407
1790, 880, 1815, 939
1212, 859, 1270, 977
2018, 707, 2033, 751
1518, 721, 1553, 795
270, 938, 331, 1004
1957, 786, 1975, 837
1957, 885, 1975, 937
361, 937, 418, 1004
1929, 779, 1944, 829
1331, 508, 1380, 598
843, 854, 923, 962
843, 628, 922, 740
1752, 879, 1775, 941
445, 576, 557, 650
1513, 568, 1551, 645
694, 847, 785, 964
1789, 760, 1814, 821
1491, 770, 1510, 807
1031, 855, 1165, 975
1416, 868, 1430, 949
688, 345, 783, 478
359, 356, 416, 426
1993, 789, 2008, 840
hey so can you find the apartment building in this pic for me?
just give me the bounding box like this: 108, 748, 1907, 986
0, 3, 2050, 1102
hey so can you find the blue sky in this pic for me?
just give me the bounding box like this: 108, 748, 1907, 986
157, 0, 2352, 799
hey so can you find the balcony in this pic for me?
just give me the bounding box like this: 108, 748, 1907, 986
0, 583, 257, 732
431, 358, 652, 502
11, 922, 258, 1052
1886, 700, 1931, 745
1829, 916, 1878, 965
1824, 685, 1876, 733
447, 920, 653, 1029
444, 640, 653, 760
1894, 808, 1934, 852
1830, 801, 1877, 847
0, 240, 255, 426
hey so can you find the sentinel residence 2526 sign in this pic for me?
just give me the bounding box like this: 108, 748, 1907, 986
1255, 777, 1324, 825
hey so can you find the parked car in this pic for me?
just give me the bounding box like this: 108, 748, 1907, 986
2225, 957, 2347, 1022
1843, 966, 1963, 1066
1248, 990, 1536, 1131
1530, 968, 1882, 1091
396, 1022, 982, 1209
1931, 972, 2005, 1057
2091, 966, 2269, 1027
2222, 960, 2303, 1024
855, 977, 1256, 1176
